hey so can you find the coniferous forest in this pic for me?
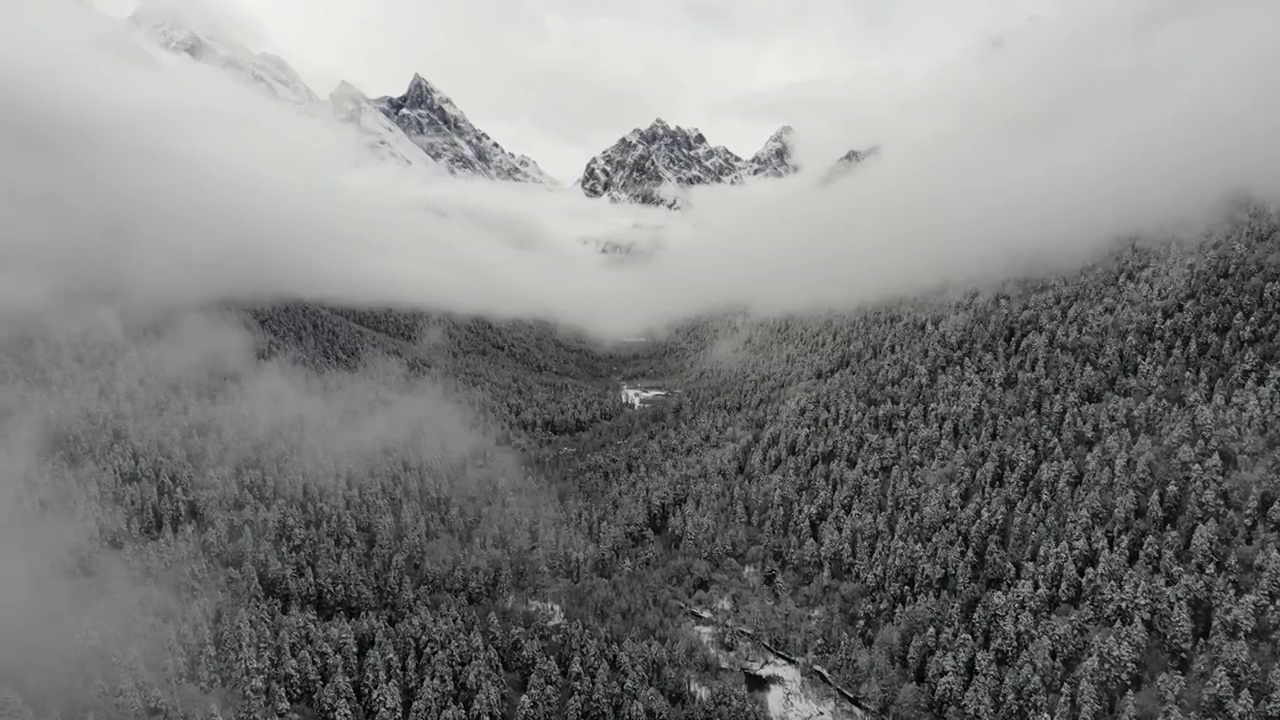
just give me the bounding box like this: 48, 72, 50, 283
4, 204, 1280, 720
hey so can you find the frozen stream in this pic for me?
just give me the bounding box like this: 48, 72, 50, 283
680, 602, 870, 720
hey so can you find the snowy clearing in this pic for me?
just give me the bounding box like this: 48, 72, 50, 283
621, 386, 668, 408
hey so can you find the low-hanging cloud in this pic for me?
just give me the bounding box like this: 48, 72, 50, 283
2, 0, 1279, 337
0, 298, 534, 712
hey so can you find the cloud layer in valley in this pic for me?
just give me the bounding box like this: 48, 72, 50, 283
0, 301, 526, 711
2, 0, 1279, 338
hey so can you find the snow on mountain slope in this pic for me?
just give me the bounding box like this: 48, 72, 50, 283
578, 120, 872, 207
128, 9, 317, 106
578, 118, 748, 209
516, 154, 558, 185
128, 9, 445, 177
330, 80, 441, 173
128, 3, 866, 215
743, 125, 800, 179
372, 74, 552, 184
126, 5, 864, 205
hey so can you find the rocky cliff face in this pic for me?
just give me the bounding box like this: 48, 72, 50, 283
131, 8, 878, 198
578, 118, 748, 209
579, 120, 873, 207
371, 74, 553, 184
128, 12, 548, 183
743, 125, 800, 179
330, 81, 442, 172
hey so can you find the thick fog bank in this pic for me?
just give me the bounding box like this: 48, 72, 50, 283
2, 0, 1278, 336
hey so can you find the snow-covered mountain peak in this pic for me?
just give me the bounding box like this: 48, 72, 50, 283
821, 145, 881, 184
371, 74, 550, 183
647, 118, 706, 142
516, 155, 558, 185
331, 79, 365, 100
327, 79, 442, 173
124, 12, 440, 176
580, 118, 747, 208
403, 73, 446, 110
579, 117, 877, 206
744, 125, 799, 179
329, 80, 369, 120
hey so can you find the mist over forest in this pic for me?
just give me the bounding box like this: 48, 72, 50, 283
3, 1, 1280, 719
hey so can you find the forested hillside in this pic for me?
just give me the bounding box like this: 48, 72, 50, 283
4, 204, 1280, 720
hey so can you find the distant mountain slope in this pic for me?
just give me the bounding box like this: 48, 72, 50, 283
514, 154, 556, 185
129, 11, 447, 176
578, 118, 748, 209
330, 80, 442, 172
372, 74, 555, 184
743, 125, 800, 179
577, 119, 873, 207
820, 146, 881, 185
128, 8, 870, 197
128, 9, 317, 106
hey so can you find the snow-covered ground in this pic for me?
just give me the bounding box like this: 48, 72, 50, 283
621, 386, 668, 408
528, 599, 565, 627
686, 604, 865, 720
751, 658, 842, 720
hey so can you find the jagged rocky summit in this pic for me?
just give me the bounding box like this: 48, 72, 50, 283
371, 74, 554, 184
330, 80, 443, 172
578, 118, 782, 209
577, 119, 874, 208
130, 11, 447, 174
129, 6, 876, 198
744, 125, 801, 179
129, 12, 547, 185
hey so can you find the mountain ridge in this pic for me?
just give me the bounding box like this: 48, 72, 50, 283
329, 80, 443, 172
129, 12, 446, 175
127, 8, 318, 106
576, 118, 877, 208
128, 8, 875, 202
578, 118, 748, 209
371, 74, 556, 184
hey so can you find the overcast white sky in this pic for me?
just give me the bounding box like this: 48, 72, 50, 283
96, 0, 1054, 182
